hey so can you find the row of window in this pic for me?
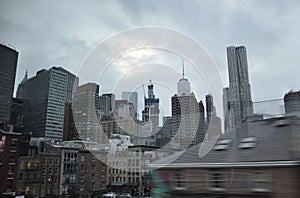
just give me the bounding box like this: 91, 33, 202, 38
171, 171, 271, 192
109, 176, 139, 183
42, 167, 59, 175
42, 157, 60, 165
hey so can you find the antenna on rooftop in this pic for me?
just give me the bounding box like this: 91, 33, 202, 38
182, 57, 185, 79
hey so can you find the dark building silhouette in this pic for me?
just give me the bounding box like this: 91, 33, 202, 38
63, 102, 79, 141
16, 67, 78, 141
10, 97, 23, 130
196, 100, 206, 144
205, 94, 215, 129
0, 44, 18, 125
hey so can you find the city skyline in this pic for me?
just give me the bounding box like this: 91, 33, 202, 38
1, 1, 300, 197
1, 0, 299, 113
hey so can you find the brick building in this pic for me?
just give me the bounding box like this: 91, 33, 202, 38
0, 130, 30, 196
150, 116, 300, 198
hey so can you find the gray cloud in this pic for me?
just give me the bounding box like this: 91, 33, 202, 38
0, 0, 299, 119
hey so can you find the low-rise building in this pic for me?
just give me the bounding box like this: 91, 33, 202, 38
0, 130, 30, 196
150, 116, 300, 198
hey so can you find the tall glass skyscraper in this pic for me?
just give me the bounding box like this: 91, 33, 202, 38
224, 46, 254, 132
72, 83, 103, 142
0, 44, 18, 125
171, 63, 205, 148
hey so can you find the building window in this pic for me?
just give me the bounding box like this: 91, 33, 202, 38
26, 162, 31, 169
43, 158, 47, 165
34, 173, 37, 180
49, 158, 53, 165
42, 177, 45, 185
48, 177, 52, 185
11, 140, 17, 148
54, 176, 58, 184
10, 152, 15, 160
70, 174, 76, 184
54, 186, 58, 194
8, 165, 14, 174
249, 171, 271, 192
55, 158, 59, 165
208, 170, 225, 191
19, 161, 25, 169
19, 173, 23, 180
172, 172, 187, 190
26, 173, 30, 180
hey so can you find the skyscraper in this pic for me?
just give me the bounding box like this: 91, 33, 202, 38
224, 46, 254, 132
0, 44, 18, 125
142, 82, 160, 130
99, 95, 111, 116
72, 83, 102, 142
177, 59, 191, 96
171, 60, 205, 148
122, 91, 138, 114
223, 87, 231, 133
196, 100, 206, 144
102, 93, 116, 116
171, 93, 200, 148
16, 67, 78, 141
205, 94, 216, 128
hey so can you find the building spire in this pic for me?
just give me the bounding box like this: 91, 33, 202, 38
21, 69, 28, 84
182, 57, 185, 79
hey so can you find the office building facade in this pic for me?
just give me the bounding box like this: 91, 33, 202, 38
0, 44, 18, 125
72, 83, 102, 142
16, 67, 78, 141
142, 83, 160, 131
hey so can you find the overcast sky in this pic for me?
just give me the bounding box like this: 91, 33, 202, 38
1, 0, 299, 122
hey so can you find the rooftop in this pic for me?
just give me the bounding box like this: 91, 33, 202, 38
150, 116, 300, 168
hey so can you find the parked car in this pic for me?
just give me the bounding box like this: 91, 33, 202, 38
103, 192, 117, 198
119, 193, 132, 198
